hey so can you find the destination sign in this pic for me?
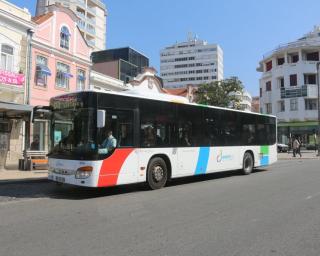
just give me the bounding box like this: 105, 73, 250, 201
51, 95, 84, 110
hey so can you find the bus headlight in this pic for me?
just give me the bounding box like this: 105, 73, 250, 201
75, 166, 93, 179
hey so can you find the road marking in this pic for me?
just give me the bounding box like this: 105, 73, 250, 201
305, 192, 320, 200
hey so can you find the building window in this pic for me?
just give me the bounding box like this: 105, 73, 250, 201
277, 57, 285, 65
1, 44, 14, 71
35, 55, 50, 87
266, 103, 272, 114
277, 77, 284, 88
266, 81, 272, 91
56, 62, 72, 89
265, 60, 272, 71
290, 98, 298, 111
278, 100, 285, 112
305, 99, 317, 110
291, 54, 299, 63
60, 26, 70, 50
304, 74, 316, 85
290, 74, 297, 86
306, 52, 319, 61
77, 69, 86, 91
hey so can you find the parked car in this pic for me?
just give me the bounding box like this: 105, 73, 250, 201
277, 143, 289, 153
306, 144, 317, 150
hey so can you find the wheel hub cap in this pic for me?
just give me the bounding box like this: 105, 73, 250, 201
152, 166, 164, 182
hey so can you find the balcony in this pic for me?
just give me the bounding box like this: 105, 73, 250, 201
280, 86, 307, 99
76, 11, 85, 19
77, 0, 86, 8
77, 20, 85, 30
86, 25, 95, 35
280, 84, 318, 99
87, 6, 96, 14
87, 17, 96, 25
305, 84, 318, 98
87, 39, 95, 47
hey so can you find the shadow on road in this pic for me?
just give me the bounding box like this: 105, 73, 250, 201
0, 168, 268, 201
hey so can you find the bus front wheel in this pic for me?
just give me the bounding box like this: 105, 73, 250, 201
147, 157, 168, 190
242, 152, 253, 175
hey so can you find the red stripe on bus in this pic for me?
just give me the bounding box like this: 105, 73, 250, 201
97, 148, 134, 187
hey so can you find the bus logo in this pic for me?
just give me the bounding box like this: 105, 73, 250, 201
217, 150, 233, 162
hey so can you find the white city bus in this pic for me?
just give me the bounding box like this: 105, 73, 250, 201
42, 90, 277, 189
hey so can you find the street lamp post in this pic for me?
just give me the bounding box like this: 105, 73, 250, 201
316, 62, 320, 156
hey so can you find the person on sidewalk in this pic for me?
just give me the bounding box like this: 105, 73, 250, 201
296, 137, 302, 158
292, 137, 299, 157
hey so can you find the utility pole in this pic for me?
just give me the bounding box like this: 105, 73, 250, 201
316, 62, 320, 156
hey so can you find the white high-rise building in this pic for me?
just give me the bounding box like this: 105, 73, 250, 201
160, 35, 223, 88
257, 26, 320, 146
36, 0, 107, 51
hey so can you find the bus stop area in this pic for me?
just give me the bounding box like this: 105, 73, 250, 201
0, 167, 48, 183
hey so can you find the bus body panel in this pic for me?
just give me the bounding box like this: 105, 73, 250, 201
48, 158, 102, 187
48, 144, 277, 188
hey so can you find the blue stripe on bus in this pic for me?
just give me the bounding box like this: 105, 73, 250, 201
195, 147, 210, 175
260, 155, 269, 166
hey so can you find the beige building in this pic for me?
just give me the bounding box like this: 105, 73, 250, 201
36, 0, 107, 51
0, 0, 35, 169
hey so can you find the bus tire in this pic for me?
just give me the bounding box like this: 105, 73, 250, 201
242, 152, 254, 175
147, 157, 168, 190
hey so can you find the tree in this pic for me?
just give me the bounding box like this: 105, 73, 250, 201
195, 77, 244, 109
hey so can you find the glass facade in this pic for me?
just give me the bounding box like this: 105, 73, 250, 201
277, 122, 318, 148
92, 47, 149, 82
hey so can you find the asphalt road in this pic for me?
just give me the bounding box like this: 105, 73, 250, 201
1, 159, 320, 256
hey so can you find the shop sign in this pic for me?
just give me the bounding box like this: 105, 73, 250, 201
0, 69, 25, 86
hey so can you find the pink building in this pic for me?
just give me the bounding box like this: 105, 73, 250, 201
30, 4, 92, 151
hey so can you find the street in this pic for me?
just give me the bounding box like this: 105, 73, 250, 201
0, 159, 320, 256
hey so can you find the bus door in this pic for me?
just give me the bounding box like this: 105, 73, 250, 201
176, 122, 199, 176
176, 106, 203, 176
97, 108, 138, 183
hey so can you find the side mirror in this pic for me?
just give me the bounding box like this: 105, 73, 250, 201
97, 110, 106, 128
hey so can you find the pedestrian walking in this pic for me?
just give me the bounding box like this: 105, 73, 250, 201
292, 137, 299, 157
296, 137, 302, 158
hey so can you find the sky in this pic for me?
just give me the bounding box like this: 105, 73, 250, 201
9, 0, 320, 96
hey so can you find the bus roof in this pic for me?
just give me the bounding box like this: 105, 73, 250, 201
52, 89, 276, 119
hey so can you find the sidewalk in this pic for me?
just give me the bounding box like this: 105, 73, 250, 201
0, 168, 48, 184
278, 150, 320, 160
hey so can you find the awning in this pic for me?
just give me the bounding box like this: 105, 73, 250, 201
62, 72, 73, 78
36, 65, 51, 76
57, 71, 73, 78
77, 74, 86, 81
0, 101, 33, 119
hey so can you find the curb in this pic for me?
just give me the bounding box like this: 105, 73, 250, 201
0, 177, 48, 185
278, 157, 319, 160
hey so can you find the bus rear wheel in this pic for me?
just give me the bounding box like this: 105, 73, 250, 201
242, 152, 253, 175
147, 157, 168, 190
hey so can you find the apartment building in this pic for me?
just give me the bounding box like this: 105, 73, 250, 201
160, 35, 223, 88
257, 26, 320, 145
0, 0, 34, 169
36, 0, 107, 51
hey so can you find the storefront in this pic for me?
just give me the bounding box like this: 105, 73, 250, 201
277, 121, 318, 148
0, 101, 32, 170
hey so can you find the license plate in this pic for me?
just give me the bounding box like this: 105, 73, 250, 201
54, 176, 65, 183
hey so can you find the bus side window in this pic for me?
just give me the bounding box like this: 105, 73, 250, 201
140, 100, 175, 148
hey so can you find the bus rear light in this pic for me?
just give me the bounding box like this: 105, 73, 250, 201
75, 166, 93, 179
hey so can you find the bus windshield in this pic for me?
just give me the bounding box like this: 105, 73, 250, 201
51, 108, 97, 159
